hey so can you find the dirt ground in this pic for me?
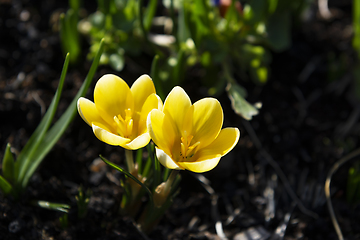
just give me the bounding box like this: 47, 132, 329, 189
1, 0, 360, 239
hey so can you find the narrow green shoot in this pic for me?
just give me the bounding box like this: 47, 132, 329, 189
100, 155, 154, 210
33, 200, 71, 213
0, 39, 105, 198
76, 185, 92, 219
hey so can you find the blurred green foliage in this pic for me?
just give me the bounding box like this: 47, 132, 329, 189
77, 0, 158, 71
60, 0, 82, 64
347, 161, 360, 204
63, 0, 309, 119
345, 0, 360, 205
353, 0, 360, 98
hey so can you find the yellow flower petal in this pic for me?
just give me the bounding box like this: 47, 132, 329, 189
191, 98, 223, 148
177, 156, 221, 173
163, 86, 191, 134
130, 74, 156, 113
123, 132, 151, 150
147, 109, 177, 157
155, 147, 183, 170
77, 97, 106, 126
194, 127, 240, 161
94, 74, 134, 124
92, 123, 130, 146
138, 93, 163, 135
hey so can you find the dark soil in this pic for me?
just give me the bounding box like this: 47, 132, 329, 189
1, 0, 360, 239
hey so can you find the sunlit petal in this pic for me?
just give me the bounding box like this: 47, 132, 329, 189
124, 132, 151, 150
77, 97, 106, 126
177, 156, 221, 173
147, 109, 177, 157
194, 127, 240, 161
191, 98, 223, 148
138, 93, 163, 134
94, 74, 134, 124
131, 74, 156, 113
182, 105, 194, 137
156, 147, 183, 170
163, 86, 191, 133
92, 123, 130, 146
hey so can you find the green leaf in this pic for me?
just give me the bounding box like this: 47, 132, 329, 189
19, 39, 105, 190
347, 162, 360, 204
246, 0, 267, 23
226, 82, 261, 120
59, 213, 69, 229
136, 147, 143, 174
163, 167, 170, 181
2, 143, 15, 184
144, 0, 158, 31
148, 143, 161, 190
60, 11, 81, 64
0, 175, 13, 196
142, 154, 152, 178
33, 200, 70, 213
268, 0, 278, 14
171, 48, 186, 86
265, 11, 291, 52
76, 185, 91, 219
353, 0, 360, 58
150, 55, 165, 100
15, 53, 70, 188
69, 0, 81, 11
100, 155, 154, 208
97, 0, 111, 15
177, 3, 191, 43
347, 167, 357, 203
225, 0, 240, 26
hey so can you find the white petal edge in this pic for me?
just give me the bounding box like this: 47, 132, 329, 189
92, 123, 130, 146
77, 97, 91, 125
155, 147, 183, 170
123, 132, 151, 150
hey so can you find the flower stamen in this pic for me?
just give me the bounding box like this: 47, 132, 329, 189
179, 135, 200, 161
114, 108, 134, 138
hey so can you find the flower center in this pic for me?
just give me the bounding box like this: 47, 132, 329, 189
113, 108, 133, 138
179, 134, 200, 161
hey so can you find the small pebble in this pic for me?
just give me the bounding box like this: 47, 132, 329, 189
8, 220, 22, 233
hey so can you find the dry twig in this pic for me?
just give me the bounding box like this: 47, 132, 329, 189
325, 147, 360, 240
242, 120, 318, 219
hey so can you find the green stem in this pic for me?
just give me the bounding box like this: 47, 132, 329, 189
140, 169, 179, 233
125, 149, 135, 173
138, 0, 147, 41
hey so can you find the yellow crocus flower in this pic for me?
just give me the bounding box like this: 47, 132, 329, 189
77, 74, 163, 150
147, 86, 240, 173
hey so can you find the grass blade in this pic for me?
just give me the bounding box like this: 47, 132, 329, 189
15, 53, 70, 187
144, 0, 158, 31
2, 143, 15, 184
0, 175, 13, 196
20, 39, 105, 189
